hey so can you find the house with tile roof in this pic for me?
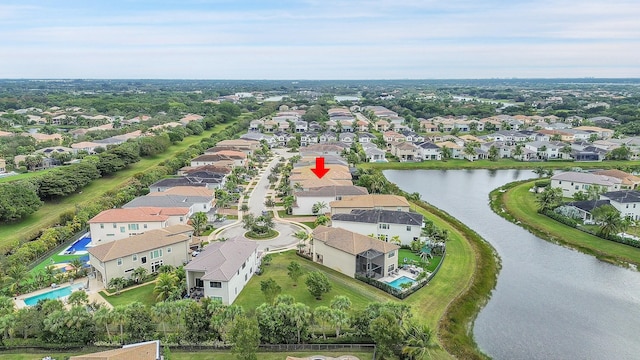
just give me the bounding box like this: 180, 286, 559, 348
593, 169, 640, 190
70, 340, 161, 360
293, 185, 369, 215
88, 208, 191, 245
184, 237, 259, 305
311, 226, 399, 279
390, 141, 419, 162
551, 172, 622, 197
331, 209, 424, 245
88, 225, 192, 286
330, 194, 410, 215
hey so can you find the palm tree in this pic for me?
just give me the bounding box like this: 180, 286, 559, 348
593, 205, 623, 238
111, 306, 127, 344
330, 295, 352, 312
6, 264, 29, 295
132, 267, 148, 283
536, 187, 562, 212
240, 204, 249, 213
153, 301, 175, 339
402, 322, 439, 360
312, 201, 328, 215
94, 306, 113, 343
313, 306, 332, 339
154, 272, 179, 301
390, 235, 402, 245
108, 277, 126, 295
330, 308, 349, 337
69, 258, 84, 278
532, 166, 547, 178
190, 212, 208, 236
290, 303, 311, 343
440, 146, 452, 160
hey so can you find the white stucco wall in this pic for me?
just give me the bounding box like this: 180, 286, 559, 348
89, 221, 166, 245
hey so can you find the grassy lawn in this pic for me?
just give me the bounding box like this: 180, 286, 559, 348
301, 221, 317, 229
360, 158, 636, 171
496, 180, 640, 266
0, 124, 230, 252
100, 282, 158, 307
398, 249, 443, 273
31, 252, 88, 274
0, 350, 374, 360
234, 251, 396, 311
0, 168, 57, 184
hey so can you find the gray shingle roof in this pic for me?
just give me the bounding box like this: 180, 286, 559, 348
123, 195, 212, 208
602, 190, 640, 203
331, 209, 423, 226
566, 199, 610, 212
184, 237, 258, 281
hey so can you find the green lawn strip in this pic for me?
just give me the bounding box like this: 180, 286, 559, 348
0, 168, 56, 184
493, 179, 640, 267
100, 282, 158, 308
360, 159, 636, 171
233, 251, 395, 311
0, 124, 230, 250
301, 221, 317, 229
0, 350, 374, 360
31, 253, 86, 273
403, 202, 488, 360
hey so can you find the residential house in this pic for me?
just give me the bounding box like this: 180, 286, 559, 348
357, 132, 376, 143
480, 141, 512, 159
150, 175, 225, 192
299, 143, 347, 157
240, 132, 277, 148
184, 237, 259, 305
331, 209, 424, 245
340, 119, 355, 132
295, 121, 308, 133
390, 141, 419, 162
375, 120, 390, 132
600, 190, 640, 220
524, 141, 563, 160
436, 141, 463, 159
290, 164, 353, 189
574, 126, 615, 140
0, 158, 5, 173
88, 225, 192, 287
557, 200, 611, 223
339, 133, 356, 145
399, 130, 424, 143
300, 132, 319, 146
207, 139, 259, 155
292, 185, 369, 215
415, 141, 442, 160
551, 172, 622, 197
330, 194, 410, 215
311, 226, 399, 279
190, 151, 247, 168
248, 119, 263, 132
88, 208, 191, 245
148, 186, 214, 198
123, 194, 215, 215
593, 170, 640, 190
363, 146, 387, 163
69, 340, 161, 360
319, 132, 338, 143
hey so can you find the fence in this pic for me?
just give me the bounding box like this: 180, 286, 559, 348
27, 227, 89, 270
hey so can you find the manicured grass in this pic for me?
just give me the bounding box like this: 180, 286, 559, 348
0, 350, 374, 360
244, 229, 279, 240
360, 159, 636, 171
101, 282, 158, 307
0, 124, 230, 252
493, 179, 640, 267
0, 168, 56, 184
301, 221, 317, 229
399, 248, 422, 265
234, 251, 396, 311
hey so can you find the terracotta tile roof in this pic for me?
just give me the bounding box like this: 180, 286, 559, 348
593, 169, 640, 186
70, 341, 159, 360
312, 226, 399, 256
299, 178, 354, 189
295, 185, 368, 198
329, 194, 410, 209
88, 207, 191, 223
88, 225, 192, 262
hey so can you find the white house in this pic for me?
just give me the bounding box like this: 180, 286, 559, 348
330, 194, 410, 215
292, 185, 369, 215
312, 226, 400, 279
600, 190, 640, 220
88, 225, 192, 287
88, 207, 191, 245
551, 172, 622, 198
331, 209, 424, 246
184, 237, 259, 305
415, 141, 442, 161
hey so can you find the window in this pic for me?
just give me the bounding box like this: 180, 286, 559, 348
627, 204, 629, 208
379, 223, 389, 230
242, 262, 246, 269
195, 278, 204, 287
100, 224, 104, 229
141, 256, 147, 264
209, 281, 222, 288
388, 264, 395, 272
117, 258, 123, 266
245, 274, 248, 281
150, 249, 163, 259
107, 234, 114, 237
128, 224, 139, 231
151, 260, 163, 272
143, 224, 148, 229
388, 251, 395, 258
125, 268, 134, 273
113, 223, 117, 228
235, 287, 238, 295
180, 217, 184, 222
406, 226, 412, 231
167, 247, 172, 253
212, 296, 223, 302
132, 254, 138, 262
120, 226, 125, 233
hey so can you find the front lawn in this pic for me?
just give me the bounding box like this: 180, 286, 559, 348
101, 282, 158, 307
234, 251, 395, 311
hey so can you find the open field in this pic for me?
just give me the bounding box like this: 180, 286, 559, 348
361, 159, 638, 171
0, 124, 230, 252
493, 179, 640, 267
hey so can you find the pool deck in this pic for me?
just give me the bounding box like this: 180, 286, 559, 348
14, 275, 109, 309
380, 268, 419, 284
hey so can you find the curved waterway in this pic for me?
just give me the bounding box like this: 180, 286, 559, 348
384, 169, 640, 360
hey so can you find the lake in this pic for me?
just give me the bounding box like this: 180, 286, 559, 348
384, 169, 640, 360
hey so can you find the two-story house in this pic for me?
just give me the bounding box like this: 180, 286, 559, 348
292, 185, 369, 215
551, 172, 622, 197
331, 209, 424, 245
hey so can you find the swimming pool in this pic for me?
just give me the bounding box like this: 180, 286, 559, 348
62, 235, 91, 254
385, 276, 416, 290
24, 284, 84, 306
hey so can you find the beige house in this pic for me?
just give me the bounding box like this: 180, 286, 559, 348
390, 141, 419, 162
88, 225, 192, 287
330, 194, 410, 215
88, 207, 190, 245
69, 340, 160, 360
0, 158, 5, 173
210, 139, 260, 155
312, 226, 399, 279
593, 169, 640, 190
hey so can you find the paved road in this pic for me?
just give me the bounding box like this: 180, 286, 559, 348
216, 148, 301, 252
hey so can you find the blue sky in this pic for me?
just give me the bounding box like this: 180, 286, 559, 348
1, 0, 638, 79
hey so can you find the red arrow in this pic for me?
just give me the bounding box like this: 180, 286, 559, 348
311, 157, 330, 179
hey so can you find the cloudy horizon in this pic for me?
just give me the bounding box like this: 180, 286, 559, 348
1, 0, 639, 79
